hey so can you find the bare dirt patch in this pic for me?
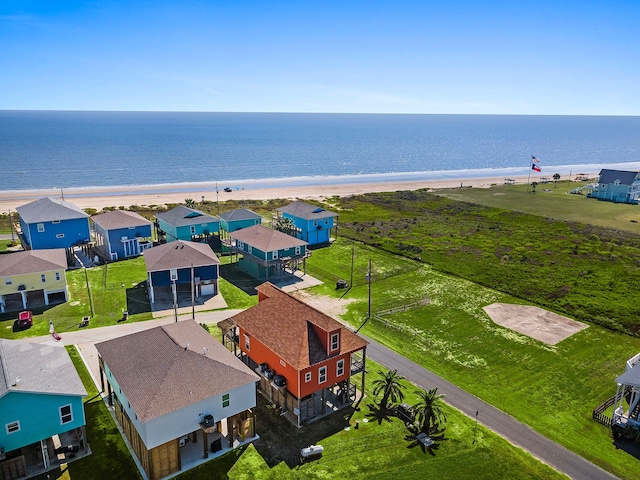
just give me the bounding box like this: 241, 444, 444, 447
290, 290, 356, 319
483, 303, 588, 345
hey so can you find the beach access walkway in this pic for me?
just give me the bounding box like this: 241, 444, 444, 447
26, 309, 618, 480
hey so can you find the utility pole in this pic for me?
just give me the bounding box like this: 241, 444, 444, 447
216, 183, 219, 215
191, 263, 195, 320
172, 278, 178, 322
473, 410, 478, 444
349, 243, 354, 289
367, 258, 372, 320
8, 210, 15, 242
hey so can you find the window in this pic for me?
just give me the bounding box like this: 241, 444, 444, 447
331, 333, 339, 352
237, 240, 244, 249
295, 246, 301, 255
248, 245, 252, 255
325, 218, 329, 224
5, 278, 12, 286
37, 223, 45, 232
244, 333, 250, 350
222, 393, 230, 408
60, 404, 73, 424
56, 233, 65, 238
280, 359, 286, 367
190, 225, 196, 234
272, 250, 278, 260
337, 359, 345, 377
305, 372, 312, 383
314, 220, 318, 226
52, 219, 61, 224
41, 274, 46, 283
170, 268, 178, 281
6, 421, 20, 434
55, 272, 61, 281
319, 366, 327, 384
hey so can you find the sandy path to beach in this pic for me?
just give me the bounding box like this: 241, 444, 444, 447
0, 173, 552, 211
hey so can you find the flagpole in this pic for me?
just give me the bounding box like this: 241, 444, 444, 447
527, 156, 532, 193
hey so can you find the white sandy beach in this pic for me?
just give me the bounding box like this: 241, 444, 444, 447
0, 173, 593, 212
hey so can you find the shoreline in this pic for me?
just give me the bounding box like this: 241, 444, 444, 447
0, 173, 597, 212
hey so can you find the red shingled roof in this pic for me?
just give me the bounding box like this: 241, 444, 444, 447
230, 283, 367, 370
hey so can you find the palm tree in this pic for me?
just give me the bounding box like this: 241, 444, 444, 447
184, 198, 196, 208
372, 369, 406, 412
273, 216, 297, 236
553, 173, 560, 188
531, 181, 538, 193
413, 388, 447, 433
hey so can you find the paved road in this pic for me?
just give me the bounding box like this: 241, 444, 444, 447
29, 310, 618, 480
362, 335, 618, 480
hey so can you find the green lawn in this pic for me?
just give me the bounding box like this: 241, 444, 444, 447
306, 238, 640, 479
435, 180, 640, 234
334, 189, 640, 334
0, 255, 256, 339
178, 363, 566, 480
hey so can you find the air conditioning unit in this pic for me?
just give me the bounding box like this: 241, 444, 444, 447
264, 369, 274, 379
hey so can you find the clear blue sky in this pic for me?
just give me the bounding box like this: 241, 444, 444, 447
1, 1, 638, 114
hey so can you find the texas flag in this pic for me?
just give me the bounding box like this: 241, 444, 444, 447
532, 163, 541, 172
531, 155, 540, 163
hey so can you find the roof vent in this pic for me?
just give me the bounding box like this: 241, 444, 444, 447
12, 376, 20, 386
203, 347, 208, 355
185, 341, 189, 351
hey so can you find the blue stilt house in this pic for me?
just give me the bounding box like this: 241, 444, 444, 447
275, 201, 337, 246
588, 169, 640, 204
91, 210, 153, 261
16, 197, 90, 251
155, 206, 220, 243
0, 339, 87, 476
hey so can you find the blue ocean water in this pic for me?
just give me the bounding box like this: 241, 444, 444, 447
1, 111, 639, 192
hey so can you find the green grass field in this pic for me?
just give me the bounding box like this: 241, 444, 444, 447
435, 180, 640, 234
177, 362, 566, 480
306, 238, 640, 479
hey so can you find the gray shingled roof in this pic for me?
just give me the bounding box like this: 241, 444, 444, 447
276, 201, 338, 220
598, 169, 640, 186
143, 240, 220, 272
0, 339, 86, 399
95, 320, 259, 422
217, 208, 262, 222
230, 224, 307, 252
16, 197, 89, 224
155, 206, 219, 228
0, 249, 67, 277
91, 210, 152, 230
